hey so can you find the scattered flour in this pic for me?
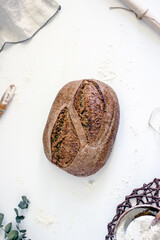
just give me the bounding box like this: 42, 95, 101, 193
97, 58, 117, 84
88, 179, 95, 185
34, 207, 59, 228
83, 179, 95, 191
16, 175, 24, 185
96, 38, 134, 92
130, 126, 139, 137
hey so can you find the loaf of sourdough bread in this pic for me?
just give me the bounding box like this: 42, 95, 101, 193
43, 79, 120, 176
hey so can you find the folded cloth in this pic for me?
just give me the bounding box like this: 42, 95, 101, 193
0, 0, 61, 52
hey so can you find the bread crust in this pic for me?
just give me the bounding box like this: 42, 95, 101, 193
43, 79, 120, 176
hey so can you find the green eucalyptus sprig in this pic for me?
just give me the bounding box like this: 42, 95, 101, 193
0, 196, 31, 240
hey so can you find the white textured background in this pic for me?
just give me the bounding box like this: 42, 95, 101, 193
0, 0, 160, 239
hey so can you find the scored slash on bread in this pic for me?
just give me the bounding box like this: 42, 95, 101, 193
43, 79, 120, 176
74, 80, 105, 143
50, 106, 80, 168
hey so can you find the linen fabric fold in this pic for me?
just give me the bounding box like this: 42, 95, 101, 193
0, 0, 60, 52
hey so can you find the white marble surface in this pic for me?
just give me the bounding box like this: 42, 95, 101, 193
0, 0, 160, 239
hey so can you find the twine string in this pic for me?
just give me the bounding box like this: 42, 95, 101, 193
110, 7, 160, 25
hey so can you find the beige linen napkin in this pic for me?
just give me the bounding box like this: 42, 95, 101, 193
0, 0, 60, 52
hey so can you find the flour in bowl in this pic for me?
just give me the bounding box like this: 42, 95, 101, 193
125, 215, 160, 240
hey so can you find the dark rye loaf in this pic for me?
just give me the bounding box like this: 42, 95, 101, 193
43, 79, 120, 176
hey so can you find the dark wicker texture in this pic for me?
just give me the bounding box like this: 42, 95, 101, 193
105, 178, 160, 240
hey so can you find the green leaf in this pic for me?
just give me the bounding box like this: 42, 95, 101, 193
8, 230, 19, 240
16, 215, 25, 224
14, 209, 19, 216
0, 213, 4, 226
17, 237, 22, 240
18, 196, 30, 210
21, 233, 26, 238
5, 222, 12, 233
22, 196, 29, 203
19, 230, 26, 233
16, 225, 19, 231
18, 202, 28, 210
